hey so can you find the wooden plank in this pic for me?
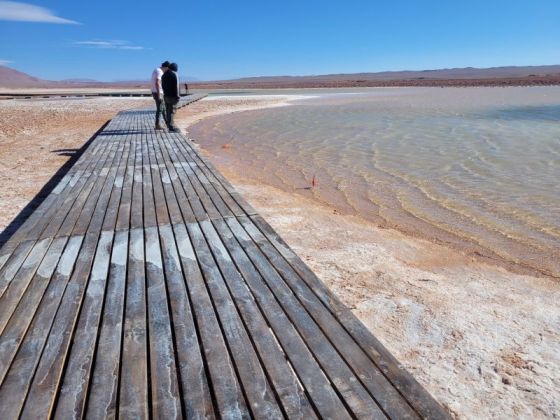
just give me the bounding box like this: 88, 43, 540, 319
212, 218, 351, 419
34, 130, 117, 241
3, 130, 113, 247
58, 136, 121, 237
146, 132, 171, 226
188, 222, 283, 418
129, 135, 144, 230
201, 220, 317, 419
162, 131, 218, 221
181, 139, 258, 216
84, 230, 127, 419
173, 223, 250, 419
225, 217, 388, 418
42, 137, 118, 239
164, 144, 211, 221
249, 215, 450, 419
0, 235, 83, 417
153, 135, 198, 224
0, 242, 18, 272
169, 136, 234, 219
142, 133, 158, 228
87, 131, 131, 235
0, 237, 54, 333
72, 135, 125, 235
103, 129, 134, 232
0, 237, 67, 385
144, 226, 182, 418
159, 225, 215, 419
54, 231, 114, 419
172, 137, 245, 217
115, 134, 139, 231
238, 216, 419, 419
18, 232, 98, 418
149, 132, 184, 225
0, 241, 35, 299
119, 228, 149, 419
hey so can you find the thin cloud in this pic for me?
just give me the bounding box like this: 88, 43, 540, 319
0, 59, 14, 65
74, 40, 145, 50
0, 1, 80, 24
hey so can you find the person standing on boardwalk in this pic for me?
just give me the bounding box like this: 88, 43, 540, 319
151, 60, 169, 130
162, 62, 181, 132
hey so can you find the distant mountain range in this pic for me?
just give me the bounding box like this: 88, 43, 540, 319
1, 65, 559, 89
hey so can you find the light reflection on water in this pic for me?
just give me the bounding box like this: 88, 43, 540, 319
190, 87, 560, 277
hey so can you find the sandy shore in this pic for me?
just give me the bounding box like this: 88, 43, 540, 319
0, 94, 558, 418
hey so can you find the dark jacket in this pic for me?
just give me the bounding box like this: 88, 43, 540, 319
162, 70, 180, 99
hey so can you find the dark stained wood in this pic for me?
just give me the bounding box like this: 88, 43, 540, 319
224, 217, 387, 419
174, 223, 251, 419
0, 236, 83, 395
0, 101, 450, 420
144, 226, 183, 418
53, 231, 113, 419
119, 227, 149, 419
19, 233, 98, 418
159, 225, 215, 419
84, 230, 127, 419
201, 220, 317, 419
189, 222, 283, 418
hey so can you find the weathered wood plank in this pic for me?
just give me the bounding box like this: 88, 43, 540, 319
159, 225, 215, 419
41, 135, 118, 239
54, 231, 114, 419
188, 222, 283, 418
85, 230, 127, 419
173, 137, 244, 217
181, 139, 258, 216
239, 216, 418, 419
213, 218, 350, 419
145, 226, 183, 418
173, 223, 250, 419
169, 136, 234, 219
162, 131, 219, 221
142, 134, 158, 229
18, 232, 99, 418
101, 129, 135, 231
150, 132, 184, 225
71, 137, 125, 236
202, 220, 317, 419
114, 132, 139, 231
0, 235, 83, 417
227, 217, 388, 418
0, 237, 54, 334
249, 214, 450, 419
119, 227, 149, 419
146, 133, 171, 226
160, 133, 210, 222
129, 135, 144, 230
154, 135, 198, 224
0, 241, 35, 299
0, 237, 67, 385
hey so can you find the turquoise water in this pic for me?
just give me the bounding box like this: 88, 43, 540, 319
190, 87, 560, 277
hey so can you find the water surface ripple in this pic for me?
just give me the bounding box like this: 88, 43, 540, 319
190, 87, 560, 277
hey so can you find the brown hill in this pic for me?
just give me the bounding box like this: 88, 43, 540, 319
0, 66, 51, 88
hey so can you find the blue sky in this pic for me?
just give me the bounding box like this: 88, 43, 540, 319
0, 0, 559, 81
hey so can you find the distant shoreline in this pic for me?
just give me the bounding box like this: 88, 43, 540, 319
190, 76, 560, 89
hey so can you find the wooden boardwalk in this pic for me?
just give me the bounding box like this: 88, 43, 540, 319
0, 98, 450, 419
